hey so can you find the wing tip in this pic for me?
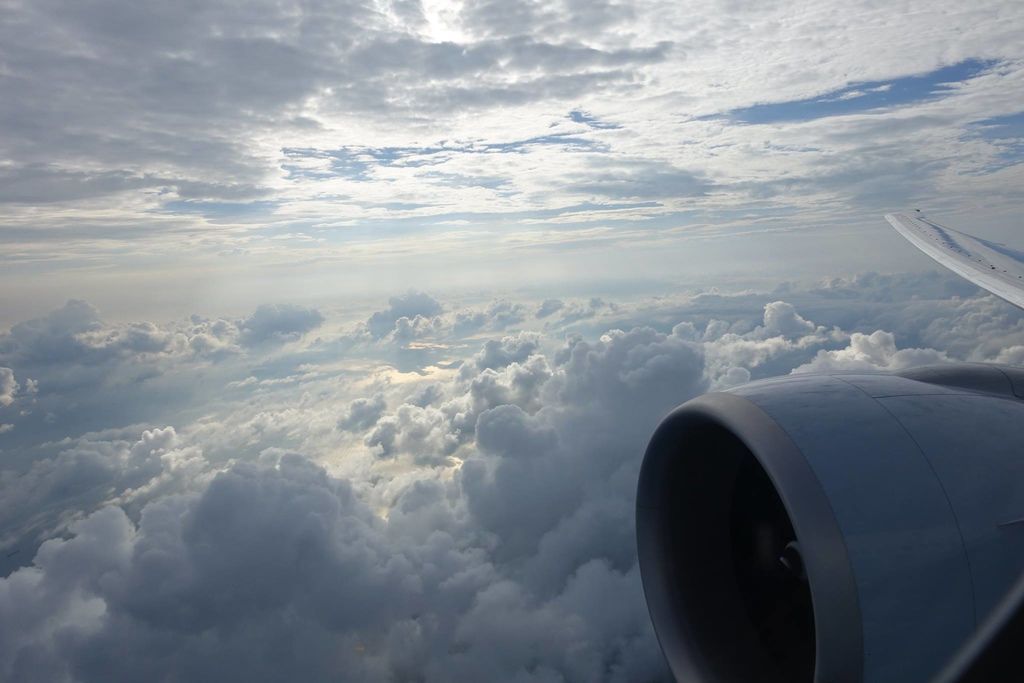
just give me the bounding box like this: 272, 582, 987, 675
884, 213, 906, 229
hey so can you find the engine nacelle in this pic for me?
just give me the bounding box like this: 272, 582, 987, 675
637, 363, 1024, 683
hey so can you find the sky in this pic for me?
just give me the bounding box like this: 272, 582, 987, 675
1, 1, 1023, 681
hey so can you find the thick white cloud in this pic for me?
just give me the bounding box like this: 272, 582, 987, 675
0, 276, 1020, 681
463, 332, 541, 374
366, 292, 445, 340
761, 300, 817, 338
793, 330, 951, 373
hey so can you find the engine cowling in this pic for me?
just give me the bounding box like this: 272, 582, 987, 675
636, 363, 1024, 683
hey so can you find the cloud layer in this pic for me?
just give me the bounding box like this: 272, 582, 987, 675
0, 273, 1020, 681
2, 0, 1024, 310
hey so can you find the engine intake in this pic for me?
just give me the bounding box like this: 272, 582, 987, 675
637, 364, 1024, 683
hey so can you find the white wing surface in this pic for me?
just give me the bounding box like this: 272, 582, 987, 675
885, 212, 1024, 310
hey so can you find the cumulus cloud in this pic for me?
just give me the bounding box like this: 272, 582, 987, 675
475, 404, 557, 459
0, 368, 16, 407
761, 300, 818, 338
462, 332, 541, 374
0, 452, 664, 682
0, 300, 171, 367
0, 457, 411, 682
0, 300, 337, 451
366, 292, 444, 340
0, 424, 213, 582
538, 298, 613, 328
679, 299, 848, 386
238, 304, 325, 346
453, 300, 528, 336
0, 278, 1020, 681
0, 300, 318, 389
793, 330, 951, 373
358, 296, 536, 349
995, 345, 1024, 365
339, 394, 388, 432
536, 299, 565, 319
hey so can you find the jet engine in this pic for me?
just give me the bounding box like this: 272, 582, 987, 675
637, 363, 1024, 683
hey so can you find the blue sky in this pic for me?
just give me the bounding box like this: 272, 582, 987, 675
723, 59, 999, 124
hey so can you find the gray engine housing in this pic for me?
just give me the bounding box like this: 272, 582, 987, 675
637, 363, 1024, 683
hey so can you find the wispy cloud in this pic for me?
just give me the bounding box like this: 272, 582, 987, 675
1, 0, 1023, 317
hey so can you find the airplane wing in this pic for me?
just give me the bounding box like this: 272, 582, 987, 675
886, 212, 1024, 310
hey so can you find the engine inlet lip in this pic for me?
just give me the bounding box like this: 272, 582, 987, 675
637, 391, 864, 683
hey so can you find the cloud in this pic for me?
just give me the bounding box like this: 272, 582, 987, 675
535, 299, 565, 319
0, 425, 207, 561
0, 300, 336, 452
357, 296, 533, 351
0, 368, 16, 407
0, 456, 416, 682
0, 451, 664, 682
365, 403, 461, 463
453, 300, 528, 336
0, 300, 168, 366
475, 404, 557, 459
4, 0, 1024, 302
390, 314, 446, 344
0, 278, 1021, 681
338, 394, 388, 432
761, 300, 817, 338
238, 304, 325, 346
541, 298, 613, 327
793, 329, 951, 373
366, 292, 444, 339
463, 332, 541, 374
0, 293, 709, 677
